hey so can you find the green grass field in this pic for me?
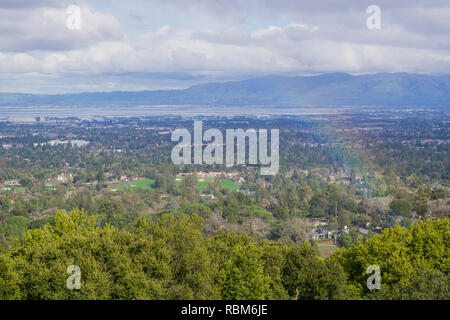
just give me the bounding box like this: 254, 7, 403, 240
110, 178, 155, 191
175, 177, 241, 192
318, 245, 338, 257
312, 239, 338, 258
318, 245, 338, 251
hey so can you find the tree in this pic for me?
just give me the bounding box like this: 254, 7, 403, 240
144, 214, 220, 299
0, 195, 11, 216
219, 242, 271, 299
0, 254, 20, 299
1, 206, 447, 300
209, 231, 277, 300
167, 198, 180, 211
414, 201, 428, 217
4, 209, 170, 299
390, 199, 412, 217
96, 166, 105, 184
337, 219, 450, 299
281, 242, 356, 299
280, 218, 309, 244
337, 209, 352, 228
0, 216, 32, 239
373, 265, 449, 300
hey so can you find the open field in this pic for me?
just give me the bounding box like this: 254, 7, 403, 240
314, 239, 338, 258
109, 178, 155, 191
175, 177, 242, 192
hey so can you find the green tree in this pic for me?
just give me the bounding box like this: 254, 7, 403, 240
337, 219, 450, 299
282, 242, 355, 299
390, 199, 412, 217
0, 216, 32, 239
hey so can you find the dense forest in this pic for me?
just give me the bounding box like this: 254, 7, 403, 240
0, 209, 448, 300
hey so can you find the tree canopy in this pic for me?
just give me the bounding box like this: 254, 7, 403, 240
0, 208, 448, 300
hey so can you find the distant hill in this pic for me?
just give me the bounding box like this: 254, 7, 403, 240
1, 73, 450, 107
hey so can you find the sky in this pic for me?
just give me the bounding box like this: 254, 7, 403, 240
0, 0, 450, 93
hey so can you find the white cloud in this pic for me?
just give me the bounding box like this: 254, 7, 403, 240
1, 0, 450, 92
0, 3, 123, 51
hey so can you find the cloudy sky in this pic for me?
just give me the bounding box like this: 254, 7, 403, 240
1, 0, 450, 93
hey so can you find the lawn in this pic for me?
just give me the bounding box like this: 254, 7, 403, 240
219, 179, 242, 191
318, 245, 338, 258
313, 238, 334, 243
110, 178, 155, 191
313, 239, 338, 258
175, 177, 241, 192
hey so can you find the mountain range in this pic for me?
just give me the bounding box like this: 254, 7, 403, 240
1, 73, 449, 107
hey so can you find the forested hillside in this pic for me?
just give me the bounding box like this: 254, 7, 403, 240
0, 209, 448, 300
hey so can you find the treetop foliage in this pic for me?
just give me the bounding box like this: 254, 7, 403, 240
0, 208, 448, 300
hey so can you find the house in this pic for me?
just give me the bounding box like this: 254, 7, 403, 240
313, 227, 334, 239
359, 227, 369, 235
342, 225, 349, 234
56, 173, 73, 182
44, 182, 55, 190
327, 230, 337, 238
336, 168, 351, 179
4, 180, 21, 186
310, 219, 323, 227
